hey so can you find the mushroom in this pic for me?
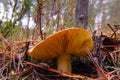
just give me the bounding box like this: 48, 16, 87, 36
27, 28, 94, 73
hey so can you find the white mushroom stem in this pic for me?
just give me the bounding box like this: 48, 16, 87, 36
57, 54, 71, 73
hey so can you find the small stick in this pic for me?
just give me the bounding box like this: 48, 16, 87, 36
107, 24, 117, 38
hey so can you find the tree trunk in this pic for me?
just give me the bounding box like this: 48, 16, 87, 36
75, 0, 89, 29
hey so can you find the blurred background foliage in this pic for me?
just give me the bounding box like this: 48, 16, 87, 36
0, 0, 120, 40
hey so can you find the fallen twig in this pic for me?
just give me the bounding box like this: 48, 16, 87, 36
24, 61, 97, 80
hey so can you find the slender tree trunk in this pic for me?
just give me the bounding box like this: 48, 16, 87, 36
75, 0, 89, 29
37, 0, 44, 40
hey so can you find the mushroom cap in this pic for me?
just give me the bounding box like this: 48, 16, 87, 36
27, 28, 94, 60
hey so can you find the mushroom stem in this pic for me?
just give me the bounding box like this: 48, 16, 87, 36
57, 54, 71, 73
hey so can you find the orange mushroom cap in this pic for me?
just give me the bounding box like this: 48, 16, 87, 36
27, 28, 94, 73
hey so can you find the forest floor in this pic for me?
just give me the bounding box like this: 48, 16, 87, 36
0, 24, 120, 80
